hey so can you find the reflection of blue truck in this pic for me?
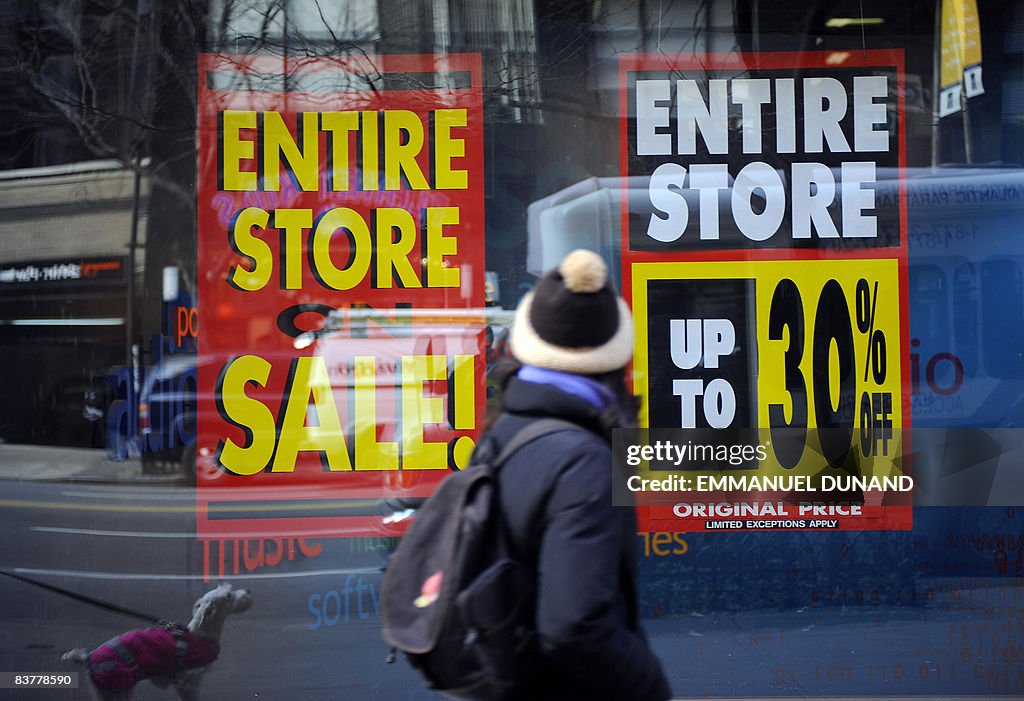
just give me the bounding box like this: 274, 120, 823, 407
905, 170, 1024, 429
903, 169, 1024, 510
900, 170, 1024, 605
528, 168, 1024, 503
529, 169, 1024, 625
104, 336, 200, 478
137, 351, 198, 475
106, 291, 201, 476
105, 332, 198, 473
115, 308, 517, 482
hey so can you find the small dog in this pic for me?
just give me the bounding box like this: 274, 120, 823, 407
63, 583, 253, 701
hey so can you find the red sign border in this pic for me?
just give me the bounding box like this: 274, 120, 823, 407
616, 50, 912, 532
195, 52, 485, 539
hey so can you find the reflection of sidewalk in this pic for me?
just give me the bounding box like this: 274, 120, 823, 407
645, 579, 1020, 699
0, 443, 180, 483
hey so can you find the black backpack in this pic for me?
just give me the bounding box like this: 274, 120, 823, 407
381, 418, 579, 700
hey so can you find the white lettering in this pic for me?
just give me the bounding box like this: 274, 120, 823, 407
646, 163, 688, 242
636, 80, 671, 155
677, 79, 728, 155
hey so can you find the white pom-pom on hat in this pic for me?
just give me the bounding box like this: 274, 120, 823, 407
559, 249, 607, 293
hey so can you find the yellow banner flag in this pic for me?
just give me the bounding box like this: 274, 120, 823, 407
939, 0, 984, 117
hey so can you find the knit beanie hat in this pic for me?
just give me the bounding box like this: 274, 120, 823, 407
510, 249, 634, 374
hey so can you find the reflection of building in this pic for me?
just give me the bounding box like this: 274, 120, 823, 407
207, 0, 542, 123
0, 160, 148, 446
2, 0, 1024, 696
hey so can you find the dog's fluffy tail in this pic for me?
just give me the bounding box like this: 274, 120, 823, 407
61, 648, 89, 665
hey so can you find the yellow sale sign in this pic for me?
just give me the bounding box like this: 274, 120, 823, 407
632, 259, 906, 484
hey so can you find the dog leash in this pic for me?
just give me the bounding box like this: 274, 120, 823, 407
0, 569, 169, 626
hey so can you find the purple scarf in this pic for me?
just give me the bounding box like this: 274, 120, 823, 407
517, 365, 615, 410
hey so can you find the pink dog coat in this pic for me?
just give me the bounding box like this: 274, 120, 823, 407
87, 625, 219, 691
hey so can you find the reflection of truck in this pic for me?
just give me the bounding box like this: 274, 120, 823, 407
902, 169, 1024, 430
528, 168, 1024, 506
137, 353, 199, 478
301, 307, 515, 476
173, 309, 516, 483
144, 308, 515, 483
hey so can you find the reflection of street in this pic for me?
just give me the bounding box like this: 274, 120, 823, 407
0, 481, 432, 701
3, 479, 1021, 698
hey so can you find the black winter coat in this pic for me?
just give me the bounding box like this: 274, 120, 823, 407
485, 376, 671, 701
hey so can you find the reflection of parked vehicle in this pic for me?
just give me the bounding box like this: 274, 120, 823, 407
144, 309, 517, 483
198, 307, 515, 484
304, 307, 515, 478
138, 353, 200, 479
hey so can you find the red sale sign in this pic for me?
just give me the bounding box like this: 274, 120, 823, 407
617, 51, 913, 532
196, 54, 485, 538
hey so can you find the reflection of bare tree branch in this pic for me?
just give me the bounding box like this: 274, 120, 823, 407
7, 0, 386, 173
312, 0, 343, 52
9, 0, 624, 167
149, 148, 197, 212
12, 1, 191, 165
10, 0, 773, 168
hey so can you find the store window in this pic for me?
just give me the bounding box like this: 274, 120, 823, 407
1, 0, 1022, 698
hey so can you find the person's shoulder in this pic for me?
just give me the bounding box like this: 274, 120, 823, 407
531, 422, 612, 484
526, 415, 607, 453
497, 414, 607, 474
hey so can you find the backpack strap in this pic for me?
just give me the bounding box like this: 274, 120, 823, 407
488, 418, 584, 471
476, 418, 584, 574
490, 417, 641, 628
